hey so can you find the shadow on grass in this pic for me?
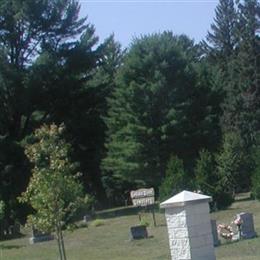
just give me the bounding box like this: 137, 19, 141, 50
234, 197, 254, 203
217, 235, 259, 248
0, 244, 25, 250
95, 204, 162, 220
156, 224, 166, 227
0, 233, 26, 241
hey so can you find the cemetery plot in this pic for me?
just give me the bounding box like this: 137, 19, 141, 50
1, 196, 260, 260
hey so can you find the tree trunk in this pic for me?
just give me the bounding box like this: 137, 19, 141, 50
56, 224, 63, 260
58, 221, 67, 260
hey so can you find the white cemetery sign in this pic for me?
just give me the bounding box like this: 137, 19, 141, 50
130, 188, 155, 207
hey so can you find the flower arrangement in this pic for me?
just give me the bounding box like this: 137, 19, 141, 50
233, 216, 243, 226
217, 224, 234, 240
217, 215, 243, 240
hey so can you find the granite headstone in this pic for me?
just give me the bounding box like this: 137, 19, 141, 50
29, 227, 54, 244
130, 225, 148, 240
211, 219, 220, 246
238, 212, 256, 239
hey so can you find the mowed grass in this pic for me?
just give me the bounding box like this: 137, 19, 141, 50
1, 195, 260, 260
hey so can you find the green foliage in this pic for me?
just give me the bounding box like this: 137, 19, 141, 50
214, 190, 234, 210
102, 32, 221, 201
252, 173, 260, 200
76, 221, 88, 229
205, 1, 260, 196
91, 219, 105, 227
19, 123, 87, 232
0, 0, 104, 224
0, 200, 5, 221
19, 123, 88, 260
207, 0, 260, 146
67, 34, 124, 204
195, 149, 217, 196
251, 141, 260, 200
194, 149, 233, 210
0, 0, 259, 216
0, 136, 30, 224
140, 218, 150, 227
216, 132, 251, 194
159, 156, 188, 201
205, 0, 237, 63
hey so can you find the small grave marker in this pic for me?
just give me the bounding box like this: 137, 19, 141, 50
29, 227, 54, 244
130, 225, 148, 240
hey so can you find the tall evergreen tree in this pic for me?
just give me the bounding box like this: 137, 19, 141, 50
63, 35, 125, 204
221, 0, 260, 145
159, 155, 189, 201
0, 0, 102, 222
205, 0, 237, 67
216, 132, 253, 193
102, 32, 221, 201
195, 149, 217, 197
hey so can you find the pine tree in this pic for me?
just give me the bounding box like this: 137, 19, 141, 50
195, 149, 217, 196
216, 132, 253, 194
102, 33, 222, 201
67, 35, 125, 204
221, 0, 260, 145
159, 155, 188, 201
0, 0, 100, 224
205, 0, 237, 67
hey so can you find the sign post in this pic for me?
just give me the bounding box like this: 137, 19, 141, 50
130, 188, 156, 226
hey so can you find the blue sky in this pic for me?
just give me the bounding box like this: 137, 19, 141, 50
79, 0, 218, 48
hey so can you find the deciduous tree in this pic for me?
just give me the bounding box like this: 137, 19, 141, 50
19, 124, 88, 260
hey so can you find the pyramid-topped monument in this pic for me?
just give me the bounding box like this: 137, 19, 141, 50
160, 190, 212, 208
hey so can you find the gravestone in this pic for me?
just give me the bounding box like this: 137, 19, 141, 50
211, 219, 220, 247
238, 212, 256, 239
160, 190, 216, 260
29, 227, 54, 244
83, 214, 92, 223
130, 225, 148, 240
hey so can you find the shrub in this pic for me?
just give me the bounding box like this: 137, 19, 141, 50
195, 149, 235, 210
195, 149, 217, 196
251, 143, 260, 199
76, 221, 88, 229
140, 219, 150, 227
0, 200, 5, 221
216, 132, 252, 194
159, 155, 188, 201
91, 219, 105, 227
213, 190, 234, 210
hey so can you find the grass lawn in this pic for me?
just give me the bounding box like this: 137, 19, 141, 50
1, 195, 260, 260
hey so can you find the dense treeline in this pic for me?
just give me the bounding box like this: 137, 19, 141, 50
0, 0, 260, 227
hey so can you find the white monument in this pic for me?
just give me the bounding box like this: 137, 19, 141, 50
160, 190, 216, 260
